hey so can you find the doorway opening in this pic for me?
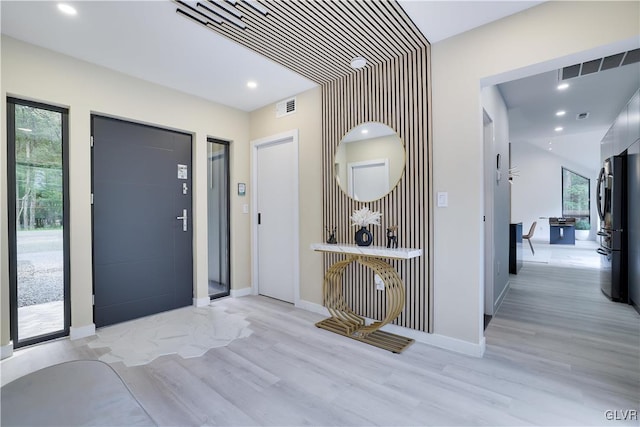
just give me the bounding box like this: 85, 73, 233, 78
207, 138, 231, 299
7, 98, 70, 348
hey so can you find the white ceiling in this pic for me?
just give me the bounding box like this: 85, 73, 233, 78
498, 60, 640, 171
0, 0, 542, 112
398, 0, 544, 44
342, 122, 397, 143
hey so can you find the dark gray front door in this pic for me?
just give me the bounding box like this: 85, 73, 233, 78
92, 116, 192, 327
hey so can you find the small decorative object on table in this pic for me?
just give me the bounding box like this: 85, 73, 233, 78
386, 226, 398, 248
350, 207, 381, 247
325, 226, 337, 244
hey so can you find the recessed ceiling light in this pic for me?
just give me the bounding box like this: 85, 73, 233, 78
557, 83, 569, 90
361, 129, 369, 134
350, 56, 367, 69
247, 81, 257, 89
555, 126, 563, 132
556, 110, 566, 116
57, 3, 77, 16
549, 147, 553, 151
17, 127, 33, 132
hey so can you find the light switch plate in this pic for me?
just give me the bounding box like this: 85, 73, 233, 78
437, 191, 448, 207
242, 204, 249, 214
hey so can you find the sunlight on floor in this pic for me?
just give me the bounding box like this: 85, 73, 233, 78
523, 239, 602, 269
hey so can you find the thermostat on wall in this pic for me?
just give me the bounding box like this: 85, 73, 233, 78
238, 183, 246, 196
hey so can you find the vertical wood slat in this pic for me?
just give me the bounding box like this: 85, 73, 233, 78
321, 46, 432, 333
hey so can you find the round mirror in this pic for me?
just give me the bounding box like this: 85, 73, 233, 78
334, 122, 405, 202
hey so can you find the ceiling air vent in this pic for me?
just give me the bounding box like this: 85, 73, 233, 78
576, 112, 590, 120
561, 49, 640, 80
276, 97, 296, 118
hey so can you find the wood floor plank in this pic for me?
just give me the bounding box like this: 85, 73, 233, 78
2, 256, 638, 426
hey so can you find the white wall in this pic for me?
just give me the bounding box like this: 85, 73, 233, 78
511, 141, 599, 242
431, 0, 639, 345
1, 36, 251, 349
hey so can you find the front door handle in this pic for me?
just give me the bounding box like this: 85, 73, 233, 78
176, 209, 187, 232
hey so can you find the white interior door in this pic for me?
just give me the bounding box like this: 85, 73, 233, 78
255, 135, 298, 303
348, 159, 389, 201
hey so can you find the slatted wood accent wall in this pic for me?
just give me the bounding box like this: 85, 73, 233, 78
174, 0, 433, 332
322, 46, 433, 333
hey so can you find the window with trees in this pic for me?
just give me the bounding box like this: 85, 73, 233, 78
8, 98, 70, 347
562, 167, 590, 230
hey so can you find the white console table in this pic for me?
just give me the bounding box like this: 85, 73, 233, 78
310, 243, 422, 353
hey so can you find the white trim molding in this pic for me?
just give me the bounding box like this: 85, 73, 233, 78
295, 299, 330, 316
230, 287, 252, 298
494, 280, 511, 314
1, 341, 14, 360
250, 129, 300, 306
193, 297, 211, 307
69, 323, 96, 340
297, 299, 486, 358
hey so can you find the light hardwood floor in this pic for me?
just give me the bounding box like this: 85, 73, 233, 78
1, 262, 638, 426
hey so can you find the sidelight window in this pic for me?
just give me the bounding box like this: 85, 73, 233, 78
7, 98, 70, 347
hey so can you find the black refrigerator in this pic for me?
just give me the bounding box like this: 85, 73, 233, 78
596, 155, 627, 302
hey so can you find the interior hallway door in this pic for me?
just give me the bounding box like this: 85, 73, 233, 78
92, 116, 193, 327
255, 136, 297, 303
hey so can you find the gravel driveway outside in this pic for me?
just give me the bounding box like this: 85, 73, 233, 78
17, 229, 64, 307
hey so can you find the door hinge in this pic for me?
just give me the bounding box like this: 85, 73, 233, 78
90, 136, 94, 147
92, 295, 95, 305
91, 193, 94, 205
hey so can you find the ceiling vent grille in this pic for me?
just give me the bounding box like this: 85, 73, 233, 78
561, 49, 640, 80
276, 97, 296, 118
576, 112, 590, 120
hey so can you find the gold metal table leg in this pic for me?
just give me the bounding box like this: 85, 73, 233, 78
315, 255, 414, 353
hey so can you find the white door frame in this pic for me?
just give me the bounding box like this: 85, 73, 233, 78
250, 129, 300, 305
347, 158, 389, 200
483, 110, 495, 316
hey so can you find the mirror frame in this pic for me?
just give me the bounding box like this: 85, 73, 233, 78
334, 122, 405, 202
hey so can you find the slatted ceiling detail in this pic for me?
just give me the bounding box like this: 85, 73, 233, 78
174, 0, 429, 84
322, 47, 432, 333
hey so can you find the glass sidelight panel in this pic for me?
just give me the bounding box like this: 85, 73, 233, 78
207, 139, 230, 298
7, 98, 70, 346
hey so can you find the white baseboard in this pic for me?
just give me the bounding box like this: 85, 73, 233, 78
494, 281, 510, 314
296, 299, 485, 358
231, 287, 252, 298
70, 323, 96, 340
193, 297, 211, 307
1, 341, 14, 360
295, 299, 329, 316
